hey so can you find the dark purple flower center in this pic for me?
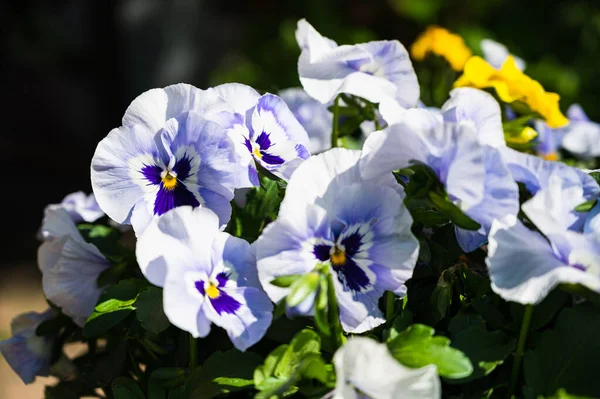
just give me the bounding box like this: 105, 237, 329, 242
244, 132, 285, 165
194, 272, 241, 315
312, 232, 370, 292
140, 153, 200, 216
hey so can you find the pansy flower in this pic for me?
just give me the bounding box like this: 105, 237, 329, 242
256, 148, 419, 333
45, 191, 104, 224
296, 19, 419, 107
333, 337, 441, 399
0, 309, 55, 384
211, 83, 311, 184
487, 173, 600, 304
92, 86, 242, 234
136, 206, 273, 351
362, 90, 519, 253
38, 207, 110, 327
480, 38, 526, 71
279, 87, 332, 154
411, 26, 472, 72
454, 56, 568, 128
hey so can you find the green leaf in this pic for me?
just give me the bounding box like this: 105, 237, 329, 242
270, 274, 303, 288
314, 274, 330, 336
549, 388, 599, 399
254, 329, 323, 398
428, 191, 481, 230
95, 297, 138, 313
387, 324, 473, 379
588, 171, 600, 185
411, 207, 450, 227
83, 279, 145, 337
234, 175, 282, 242
524, 305, 600, 397
451, 325, 516, 380
286, 272, 320, 307
574, 199, 597, 212
77, 223, 121, 256
150, 368, 187, 389
112, 377, 146, 399
135, 287, 170, 334
448, 312, 486, 337
187, 350, 263, 398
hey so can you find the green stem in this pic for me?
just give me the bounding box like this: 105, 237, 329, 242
385, 291, 395, 320
508, 305, 533, 398
189, 333, 198, 370
331, 95, 340, 148
326, 271, 344, 349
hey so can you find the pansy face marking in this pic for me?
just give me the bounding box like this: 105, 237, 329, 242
192, 271, 242, 315
312, 226, 373, 293
138, 149, 201, 216
244, 132, 285, 166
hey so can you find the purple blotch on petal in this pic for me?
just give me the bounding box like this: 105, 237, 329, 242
341, 232, 362, 257
255, 132, 273, 151
172, 153, 194, 180
141, 164, 163, 185
195, 280, 205, 296
260, 152, 285, 165
313, 244, 331, 262
153, 184, 200, 216
211, 291, 242, 315
216, 272, 229, 287
333, 256, 370, 292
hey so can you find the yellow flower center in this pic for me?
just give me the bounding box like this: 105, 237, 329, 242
162, 172, 178, 191
330, 247, 346, 266
542, 152, 558, 161
206, 283, 220, 299
252, 147, 263, 159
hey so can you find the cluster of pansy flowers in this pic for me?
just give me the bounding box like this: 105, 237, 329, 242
2, 18, 600, 399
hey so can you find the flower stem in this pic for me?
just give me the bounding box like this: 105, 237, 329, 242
508, 304, 533, 398
326, 271, 344, 349
385, 291, 395, 320
189, 333, 197, 370
331, 95, 340, 148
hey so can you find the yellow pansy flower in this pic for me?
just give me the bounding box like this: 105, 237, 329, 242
411, 26, 472, 72
455, 56, 568, 128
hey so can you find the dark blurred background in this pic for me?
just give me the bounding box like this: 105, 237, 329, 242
2, 0, 600, 269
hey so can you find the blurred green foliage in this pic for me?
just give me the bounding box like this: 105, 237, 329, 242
209, 0, 600, 119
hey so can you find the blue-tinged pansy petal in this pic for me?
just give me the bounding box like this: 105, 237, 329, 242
141, 206, 273, 350
122, 83, 230, 133
455, 146, 519, 252
442, 88, 505, 148
38, 208, 110, 326
250, 94, 311, 179
45, 191, 104, 224
567, 103, 590, 122
584, 202, 600, 236
333, 337, 441, 399
487, 215, 600, 304
561, 120, 600, 159
361, 120, 486, 212
0, 310, 55, 384
296, 19, 419, 107
279, 87, 332, 154
499, 147, 600, 198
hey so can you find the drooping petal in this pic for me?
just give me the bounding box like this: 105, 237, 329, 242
333, 337, 441, 399
561, 120, 600, 159
0, 310, 55, 384
487, 215, 600, 304
163, 273, 211, 338
40, 236, 110, 326
442, 88, 505, 148
480, 38, 526, 71
567, 103, 590, 122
